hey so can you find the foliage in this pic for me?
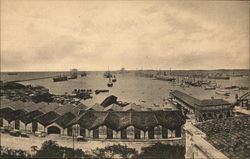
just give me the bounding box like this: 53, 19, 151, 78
137, 142, 185, 159
0, 146, 31, 158
0, 141, 185, 159
34, 140, 86, 159
91, 144, 138, 159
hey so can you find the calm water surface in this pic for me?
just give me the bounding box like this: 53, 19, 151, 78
1, 72, 249, 107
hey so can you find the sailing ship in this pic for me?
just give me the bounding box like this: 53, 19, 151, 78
104, 71, 112, 78
68, 69, 78, 79
107, 78, 113, 87
112, 75, 117, 82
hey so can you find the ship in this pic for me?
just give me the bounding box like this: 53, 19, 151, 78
104, 71, 112, 78
112, 75, 117, 82
80, 72, 87, 77
53, 76, 68, 82
7, 73, 18, 75
208, 76, 230, 80
107, 78, 113, 87
68, 69, 78, 79
208, 73, 230, 80
155, 75, 176, 81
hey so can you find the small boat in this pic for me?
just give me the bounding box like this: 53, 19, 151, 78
112, 75, 117, 82
53, 76, 68, 82
95, 89, 109, 94
104, 71, 112, 78
7, 73, 17, 75
81, 72, 87, 77
204, 86, 216, 90
215, 89, 230, 96
107, 78, 113, 87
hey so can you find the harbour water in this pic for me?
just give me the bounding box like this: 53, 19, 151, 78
1, 71, 249, 107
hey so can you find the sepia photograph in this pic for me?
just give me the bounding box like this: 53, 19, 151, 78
0, 0, 249, 158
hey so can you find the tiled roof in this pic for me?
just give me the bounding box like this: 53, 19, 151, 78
0, 107, 14, 118
35, 111, 60, 126
67, 110, 186, 131
54, 112, 76, 128
37, 102, 61, 113
20, 110, 44, 124
122, 103, 141, 111
104, 104, 123, 111
195, 115, 250, 159
86, 103, 104, 111
4, 109, 27, 122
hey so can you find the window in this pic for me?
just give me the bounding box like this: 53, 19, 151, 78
107, 128, 113, 139
93, 128, 99, 139
67, 127, 72, 136
32, 121, 38, 132
121, 128, 127, 139
134, 128, 141, 139
15, 120, 20, 130
0, 118, 3, 127
175, 126, 181, 137
162, 127, 168, 139
80, 128, 86, 137
148, 129, 154, 139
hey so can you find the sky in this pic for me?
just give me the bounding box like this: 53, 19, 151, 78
1, 0, 249, 71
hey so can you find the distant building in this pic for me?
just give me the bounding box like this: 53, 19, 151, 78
170, 90, 234, 122
184, 115, 249, 159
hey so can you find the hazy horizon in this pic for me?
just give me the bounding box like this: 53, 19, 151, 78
1, 0, 249, 72
1, 69, 250, 73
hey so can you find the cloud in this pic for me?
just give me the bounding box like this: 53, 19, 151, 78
1, 0, 249, 71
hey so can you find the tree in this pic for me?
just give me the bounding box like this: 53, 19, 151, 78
137, 142, 185, 159
34, 140, 86, 159
92, 144, 138, 159
35, 140, 61, 158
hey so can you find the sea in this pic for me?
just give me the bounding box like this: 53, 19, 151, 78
1, 71, 249, 108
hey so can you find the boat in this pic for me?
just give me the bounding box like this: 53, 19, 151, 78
112, 75, 117, 82
208, 73, 230, 80
215, 88, 230, 96
80, 72, 87, 77
68, 69, 78, 79
104, 71, 112, 78
204, 86, 216, 90
7, 73, 17, 75
68, 74, 77, 79
224, 86, 238, 89
107, 78, 113, 87
155, 75, 176, 81
208, 76, 230, 80
95, 89, 109, 94
53, 76, 68, 82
